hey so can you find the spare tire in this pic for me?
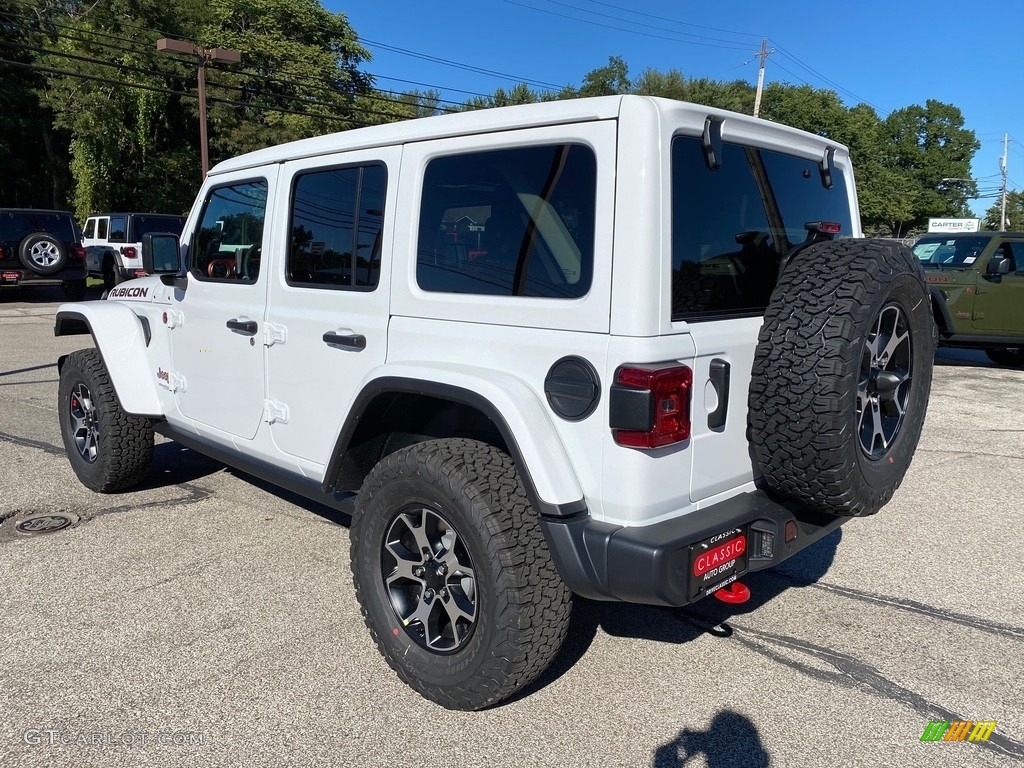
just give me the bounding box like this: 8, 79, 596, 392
748, 239, 935, 517
19, 233, 68, 276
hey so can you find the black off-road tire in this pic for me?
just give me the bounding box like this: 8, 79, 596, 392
102, 254, 123, 290
58, 348, 154, 492
350, 438, 572, 710
749, 239, 936, 517
19, 233, 68, 276
985, 348, 1024, 367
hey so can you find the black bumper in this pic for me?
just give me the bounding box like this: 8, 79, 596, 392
540, 490, 846, 607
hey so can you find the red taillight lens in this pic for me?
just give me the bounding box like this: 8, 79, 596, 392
611, 364, 692, 449
72, 245, 85, 261
124, 246, 138, 259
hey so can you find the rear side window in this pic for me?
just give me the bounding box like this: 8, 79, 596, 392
130, 216, 185, 241
287, 164, 386, 290
190, 180, 268, 283
109, 216, 126, 242
671, 136, 852, 320
83, 219, 96, 239
416, 143, 596, 298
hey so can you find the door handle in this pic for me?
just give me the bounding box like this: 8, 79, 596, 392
708, 358, 730, 430
226, 318, 258, 335
323, 331, 366, 351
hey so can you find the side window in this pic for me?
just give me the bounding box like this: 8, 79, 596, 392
416, 144, 595, 298
671, 136, 851, 320
287, 164, 386, 289
83, 219, 96, 239
190, 180, 268, 282
109, 216, 126, 242
96, 218, 108, 240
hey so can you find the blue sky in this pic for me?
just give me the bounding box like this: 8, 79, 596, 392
338, 0, 1022, 219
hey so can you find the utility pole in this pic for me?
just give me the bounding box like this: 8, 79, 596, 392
1000, 133, 1008, 230
157, 38, 241, 179
752, 37, 773, 118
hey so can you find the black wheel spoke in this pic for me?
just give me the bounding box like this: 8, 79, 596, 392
858, 302, 913, 459
382, 506, 478, 653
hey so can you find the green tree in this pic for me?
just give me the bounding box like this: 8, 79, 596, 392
198, 0, 373, 158
579, 55, 631, 96
35, 0, 206, 217
0, 0, 72, 207
983, 191, 1024, 231
883, 100, 979, 234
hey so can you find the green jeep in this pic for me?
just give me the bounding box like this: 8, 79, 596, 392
914, 231, 1024, 366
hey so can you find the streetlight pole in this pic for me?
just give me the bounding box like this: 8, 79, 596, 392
156, 38, 241, 179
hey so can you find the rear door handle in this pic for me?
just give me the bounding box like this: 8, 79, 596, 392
323, 331, 366, 351
226, 318, 258, 335
708, 358, 730, 430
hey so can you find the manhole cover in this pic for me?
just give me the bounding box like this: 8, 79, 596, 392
15, 513, 79, 535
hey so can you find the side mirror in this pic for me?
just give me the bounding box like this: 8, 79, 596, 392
985, 255, 1011, 276
142, 232, 188, 289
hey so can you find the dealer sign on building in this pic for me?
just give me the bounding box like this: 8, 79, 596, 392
927, 218, 981, 233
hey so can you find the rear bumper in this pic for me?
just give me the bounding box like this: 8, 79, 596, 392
540, 490, 846, 607
0, 266, 87, 286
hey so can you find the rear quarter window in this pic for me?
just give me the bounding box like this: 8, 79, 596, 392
416, 143, 596, 299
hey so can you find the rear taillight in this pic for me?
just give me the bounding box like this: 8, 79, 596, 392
610, 363, 692, 449
72, 245, 85, 261
124, 246, 138, 259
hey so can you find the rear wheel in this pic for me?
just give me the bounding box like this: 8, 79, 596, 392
749, 239, 936, 517
350, 438, 571, 710
985, 348, 1024, 367
58, 348, 153, 491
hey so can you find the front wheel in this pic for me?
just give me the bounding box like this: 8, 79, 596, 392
58, 348, 154, 492
350, 438, 571, 710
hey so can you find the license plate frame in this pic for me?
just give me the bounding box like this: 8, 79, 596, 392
688, 526, 748, 601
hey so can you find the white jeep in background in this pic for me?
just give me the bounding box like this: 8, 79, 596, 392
54, 96, 935, 710
82, 211, 185, 288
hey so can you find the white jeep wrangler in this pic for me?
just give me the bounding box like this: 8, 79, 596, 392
55, 96, 934, 710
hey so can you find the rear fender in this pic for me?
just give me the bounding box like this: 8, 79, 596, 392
54, 301, 162, 416
326, 363, 586, 516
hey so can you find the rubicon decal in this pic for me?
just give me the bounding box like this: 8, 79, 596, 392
693, 535, 745, 577
920, 720, 997, 742
108, 286, 149, 298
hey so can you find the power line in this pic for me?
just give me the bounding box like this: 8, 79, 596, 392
358, 36, 566, 90
502, 0, 752, 52
768, 40, 885, 115
583, 0, 761, 39
523, 0, 757, 48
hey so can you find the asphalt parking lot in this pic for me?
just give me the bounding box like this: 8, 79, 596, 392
1, 286, 1022, 768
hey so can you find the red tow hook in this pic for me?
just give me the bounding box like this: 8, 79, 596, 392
713, 581, 750, 604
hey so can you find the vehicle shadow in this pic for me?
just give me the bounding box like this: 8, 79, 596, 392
135, 442, 232, 490
0, 284, 104, 304
934, 348, 995, 368
653, 709, 770, 768
512, 528, 841, 703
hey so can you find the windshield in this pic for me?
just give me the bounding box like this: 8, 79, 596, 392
912, 236, 988, 268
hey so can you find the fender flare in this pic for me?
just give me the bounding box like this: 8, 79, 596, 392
323, 364, 587, 518
928, 285, 955, 336
54, 303, 163, 416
